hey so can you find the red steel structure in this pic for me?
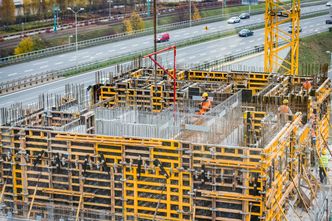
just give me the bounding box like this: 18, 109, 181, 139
144, 45, 177, 106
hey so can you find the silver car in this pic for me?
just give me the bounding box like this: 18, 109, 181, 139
227, 17, 241, 24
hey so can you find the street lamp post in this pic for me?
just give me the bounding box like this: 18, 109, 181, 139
68, 35, 73, 45
327, 51, 332, 70
21, 22, 24, 37
189, 0, 192, 27
147, 0, 151, 17
107, 0, 113, 21
248, 0, 251, 14
67, 7, 84, 69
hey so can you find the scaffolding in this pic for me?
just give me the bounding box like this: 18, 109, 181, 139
0, 68, 330, 221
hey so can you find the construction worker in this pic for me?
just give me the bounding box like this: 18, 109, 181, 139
303, 80, 312, 93
278, 99, 293, 122
319, 148, 329, 183
196, 93, 212, 115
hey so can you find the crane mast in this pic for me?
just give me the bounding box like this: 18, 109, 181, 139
264, 0, 301, 75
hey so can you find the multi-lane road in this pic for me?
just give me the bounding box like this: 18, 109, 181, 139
0, 4, 328, 82
0, 14, 330, 108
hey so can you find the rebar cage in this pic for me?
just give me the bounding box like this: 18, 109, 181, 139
0, 69, 330, 221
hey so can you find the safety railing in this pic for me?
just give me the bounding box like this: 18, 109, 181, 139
0, 7, 329, 67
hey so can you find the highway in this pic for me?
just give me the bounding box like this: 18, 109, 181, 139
0, 4, 327, 82
0, 15, 330, 108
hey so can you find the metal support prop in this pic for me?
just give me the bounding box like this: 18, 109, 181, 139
275, 197, 289, 221
290, 176, 310, 213
75, 193, 84, 221
0, 179, 7, 203
27, 180, 39, 218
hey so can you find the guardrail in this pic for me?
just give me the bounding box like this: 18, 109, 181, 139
0, 72, 61, 95
190, 29, 327, 71
0, 14, 329, 96
0, 4, 328, 67
1, 0, 325, 41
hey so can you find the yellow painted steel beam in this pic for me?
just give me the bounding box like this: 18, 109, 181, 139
264, 0, 300, 75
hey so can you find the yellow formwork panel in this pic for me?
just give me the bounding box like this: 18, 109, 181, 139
0, 76, 330, 221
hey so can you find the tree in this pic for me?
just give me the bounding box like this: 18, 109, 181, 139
130, 11, 145, 31
23, 0, 32, 17
30, 0, 40, 15
0, 0, 16, 25
123, 19, 133, 33
14, 37, 34, 55
177, 3, 189, 22
192, 4, 201, 21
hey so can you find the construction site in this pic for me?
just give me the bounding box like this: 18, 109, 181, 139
0, 0, 332, 221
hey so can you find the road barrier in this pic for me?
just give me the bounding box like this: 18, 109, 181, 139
0, 6, 328, 67
0, 72, 61, 96
0, 16, 329, 96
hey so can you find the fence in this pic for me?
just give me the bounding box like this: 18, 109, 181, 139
0, 20, 329, 96
0, 7, 328, 66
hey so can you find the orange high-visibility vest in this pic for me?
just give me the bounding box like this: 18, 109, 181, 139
303, 81, 312, 91
198, 100, 212, 115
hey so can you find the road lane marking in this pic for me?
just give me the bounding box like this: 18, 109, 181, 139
33, 61, 47, 66
24, 69, 33, 72
55, 62, 63, 65
8, 73, 17, 76
40, 65, 49, 69
96, 52, 103, 56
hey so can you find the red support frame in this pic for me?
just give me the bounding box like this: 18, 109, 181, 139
144, 45, 177, 107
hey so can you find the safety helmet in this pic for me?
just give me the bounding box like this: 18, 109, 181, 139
322, 148, 328, 155
283, 99, 288, 104
202, 92, 209, 98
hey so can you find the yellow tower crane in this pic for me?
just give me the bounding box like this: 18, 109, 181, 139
264, 0, 301, 75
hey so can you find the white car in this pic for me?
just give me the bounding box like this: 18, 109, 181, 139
327, 1, 331, 6
227, 17, 241, 24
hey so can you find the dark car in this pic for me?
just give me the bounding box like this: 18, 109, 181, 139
287, 25, 302, 33
239, 29, 254, 37
239, 13, 250, 19
326, 18, 332, 24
